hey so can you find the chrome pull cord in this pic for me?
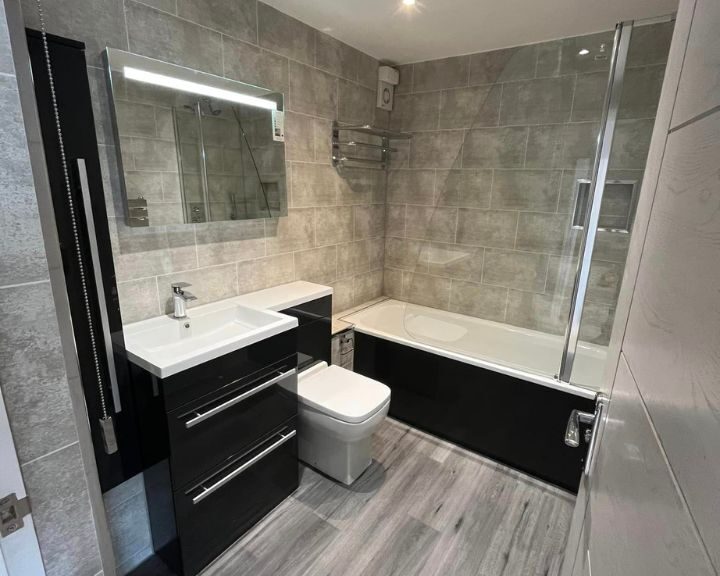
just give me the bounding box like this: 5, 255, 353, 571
35, 0, 118, 454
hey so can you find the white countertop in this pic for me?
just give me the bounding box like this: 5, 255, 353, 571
235, 281, 333, 312
124, 281, 333, 378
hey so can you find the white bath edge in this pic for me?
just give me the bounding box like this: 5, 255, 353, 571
343, 299, 599, 401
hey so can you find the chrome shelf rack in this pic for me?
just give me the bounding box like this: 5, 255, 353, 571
332, 122, 411, 171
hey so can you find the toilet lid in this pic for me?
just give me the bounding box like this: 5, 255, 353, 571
298, 365, 391, 424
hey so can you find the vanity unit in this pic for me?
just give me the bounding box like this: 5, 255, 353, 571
124, 283, 332, 575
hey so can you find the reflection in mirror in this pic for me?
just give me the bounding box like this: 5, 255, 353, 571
104, 49, 287, 226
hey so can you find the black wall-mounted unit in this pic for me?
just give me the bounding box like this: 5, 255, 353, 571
27, 29, 141, 491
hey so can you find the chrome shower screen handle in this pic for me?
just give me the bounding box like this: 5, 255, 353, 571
77, 159, 122, 413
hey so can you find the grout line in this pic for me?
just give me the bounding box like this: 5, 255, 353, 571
0, 278, 50, 290
20, 440, 79, 468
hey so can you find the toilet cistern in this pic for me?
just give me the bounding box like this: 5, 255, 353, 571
171, 282, 197, 318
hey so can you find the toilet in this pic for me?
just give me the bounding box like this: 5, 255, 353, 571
296, 362, 391, 485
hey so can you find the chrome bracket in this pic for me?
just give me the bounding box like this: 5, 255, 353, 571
0, 493, 31, 538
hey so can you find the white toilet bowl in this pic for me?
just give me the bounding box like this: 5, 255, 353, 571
296, 362, 391, 485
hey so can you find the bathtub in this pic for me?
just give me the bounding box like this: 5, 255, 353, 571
342, 298, 599, 491
342, 299, 604, 398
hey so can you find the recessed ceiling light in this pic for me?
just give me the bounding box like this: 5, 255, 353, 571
578, 49, 590, 56
402, 0, 416, 5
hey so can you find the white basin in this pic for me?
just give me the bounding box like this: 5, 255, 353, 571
124, 300, 298, 378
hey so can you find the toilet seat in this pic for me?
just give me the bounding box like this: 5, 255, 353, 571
297, 363, 391, 424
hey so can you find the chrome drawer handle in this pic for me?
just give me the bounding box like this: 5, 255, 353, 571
192, 430, 296, 505
184, 368, 296, 429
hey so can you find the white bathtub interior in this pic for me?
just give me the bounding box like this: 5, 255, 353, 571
342, 299, 606, 392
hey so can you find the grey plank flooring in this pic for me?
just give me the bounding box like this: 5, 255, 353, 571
203, 418, 575, 576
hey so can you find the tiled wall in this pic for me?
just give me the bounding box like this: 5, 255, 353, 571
383, 24, 673, 345
0, 1, 104, 574
21, 0, 387, 326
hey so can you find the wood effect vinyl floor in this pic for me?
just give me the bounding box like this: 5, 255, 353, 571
202, 418, 575, 576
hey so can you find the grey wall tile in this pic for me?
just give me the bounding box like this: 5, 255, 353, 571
383, 267, 404, 299
117, 278, 161, 323
390, 92, 440, 132
385, 237, 426, 271
314, 206, 353, 246
404, 272, 451, 309
353, 269, 383, 305
395, 63, 414, 94
284, 112, 315, 162
500, 76, 574, 125
222, 36, 289, 94
387, 170, 435, 205
357, 52, 378, 90
439, 85, 501, 129
288, 61, 337, 118
258, 3, 314, 64
609, 118, 654, 170
626, 21, 674, 67
462, 126, 528, 168
413, 56, 469, 92
410, 130, 464, 169
0, 4, 14, 74
483, 249, 548, 292
126, 2, 222, 75
21, 444, 102, 576
237, 253, 295, 293
20, 0, 127, 65
515, 212, 578, 254
0, 77, 48, 285
265, 207, 315, 254
469, 45, 537, 85
195, 220, 266, 265
456, 208, 518, 248
386, 204, 406, 237
506, 290, 570, 335
291, 163, 338, 206
338, 79, 375, 125
525, 122, 600, 170
423, 243, 483, 281
158, 263, 238, 312
0, 283, 78, 464
571, 71, 607, 122
491, 169, 561, 211
294, 245, 337, 284
405, 205, 457, 243
315, 32, 358, 81
330, 277, 354, 312
618, 65, 667, 120
177, 0, 256, 43
353, 204, 385, 239
449, 279, 507, 321
556, 31, 615, 76
337, 240, 371, 278
435, 169, 492, 208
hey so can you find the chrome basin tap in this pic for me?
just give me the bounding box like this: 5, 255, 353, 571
171, 282, 197, 319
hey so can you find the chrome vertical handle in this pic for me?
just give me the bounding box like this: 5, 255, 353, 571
583, 401, 605, 476
77, 159, 122, 413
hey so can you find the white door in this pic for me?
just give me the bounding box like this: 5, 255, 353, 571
0, 386, 45, 576
562, 0, 720, 573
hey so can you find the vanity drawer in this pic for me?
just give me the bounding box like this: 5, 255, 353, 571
162, 328, 297, 412
167, 359, 297, 488
175, 424, 298, 575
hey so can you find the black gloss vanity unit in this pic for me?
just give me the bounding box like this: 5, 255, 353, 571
131, 329, 298, 576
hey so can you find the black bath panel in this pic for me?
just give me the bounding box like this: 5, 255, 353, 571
353, 332, 596, 493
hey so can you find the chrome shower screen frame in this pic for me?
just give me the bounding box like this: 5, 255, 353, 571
557, 21, 633, 383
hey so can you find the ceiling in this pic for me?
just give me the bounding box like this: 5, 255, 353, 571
262, 0, 677, 63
